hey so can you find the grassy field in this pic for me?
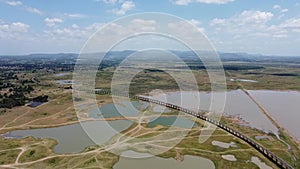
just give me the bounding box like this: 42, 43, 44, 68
93, 62, 300, 94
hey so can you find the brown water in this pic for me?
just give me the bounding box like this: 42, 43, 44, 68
248, 90, 300, 140
153, 90, 278, 134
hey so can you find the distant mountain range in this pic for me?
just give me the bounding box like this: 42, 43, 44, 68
1, 51, 300, 64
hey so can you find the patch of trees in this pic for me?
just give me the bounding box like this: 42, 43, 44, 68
0, 92, 26, 109
31, 95, 48, 102
270, 73, 298, 77
0, 62, 75, 72
174, 65, 265, 71
0, 72, 18, 80
0, 82, 14, 90
144, 68, 164, 73
0, 85, 46, 109
13, 86, 34, 93
223, 65, 265, 70
244, 72, 298, 77
0, 98, 25, 109
21, 79, 34, 85
0, 94, 48, 109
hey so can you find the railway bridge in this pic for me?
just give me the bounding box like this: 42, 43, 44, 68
81, 89, 294, 169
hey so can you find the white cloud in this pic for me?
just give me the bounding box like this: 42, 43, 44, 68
273, 4, 281, 10
189, 19, 201, 26
280, 8, 288, 13
98, 0, 119, 4
168, 20, 205, 34
26, 7, 43, 15
210, 10, 274, 31
5, 1, 22, 6
47, 28, 84, 38
210, 18, 226, 26
111, 1, 135, 15
173, 0, 192, 5
273, 4, 288, 13
43, 22, 106, 40
197, 0, 234, 4
0, 22, 29, 32
187, 19, 205, 32
0, 22, 30, 39
5, 1, 43, 15
44, 18, 64, 27
131, 19, 156, 25
173, 0, 234, 5
40, 18, 208, 53
71, 24, 80, 29
281, 17, 300, 30
130, 19, 157, 31
208, 10, 300, 54
65, 13, 88, 19
10, 22, 30, 32
238, 10, 273, 24
273, 4, 289, 19
97, 0, 135, 16
209, 10, 281, 39
85, 23, 105, 31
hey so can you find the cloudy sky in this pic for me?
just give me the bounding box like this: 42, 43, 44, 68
0, 0, 300, 55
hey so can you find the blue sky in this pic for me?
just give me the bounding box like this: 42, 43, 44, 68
0, 0, 300, 55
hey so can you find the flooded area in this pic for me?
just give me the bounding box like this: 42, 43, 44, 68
221, 155, 237, 161
251, 156, 272, 169
211, 140, 237, 148
27, 101, 45, 107
56, 80, 73, 84
152, 90, 278, 134
54, 73, 69, 77
248, 90, 300, 140
114, 154, 215, 169
255, 135, 271, 141
230, 79, 258, 83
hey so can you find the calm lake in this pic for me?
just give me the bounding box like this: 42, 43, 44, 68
114, 154, 215, 169
4, 120, 133, 154
248, 90, 300, 140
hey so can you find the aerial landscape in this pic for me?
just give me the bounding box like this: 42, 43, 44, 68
0, 0, 300, 169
